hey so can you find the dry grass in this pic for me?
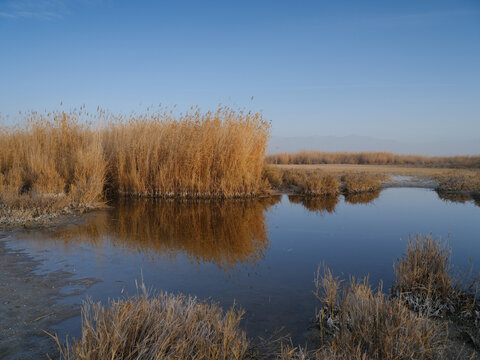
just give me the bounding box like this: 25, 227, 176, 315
297, 173, 340, 196
103, 107, 269, 198
0, 112, 106, 218
342, 173, 385, 194
267, 151, 480, 168
262, 166, 284, 189
434, 172, 480, 193
0, 107, 270, 221
394, 235, 452, 298
393, 234, 480, 318
265, 167, 382, 196
50, 283, 248, 360
272, 163, 480, 179
314, 265, 446, 360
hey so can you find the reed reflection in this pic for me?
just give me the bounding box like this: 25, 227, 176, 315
343, 190, 381, 205
436, 191, 478, 206
49, 196, 281, 270
474, 194, 480, 207
288, 195, 339, 214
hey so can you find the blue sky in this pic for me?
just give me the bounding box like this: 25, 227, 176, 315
0, 0, 479, 144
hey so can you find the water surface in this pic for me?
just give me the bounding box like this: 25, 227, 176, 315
4, 188, 480, 346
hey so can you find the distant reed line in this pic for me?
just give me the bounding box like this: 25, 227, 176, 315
0, 107, 270, 210
266, 151, 480, 168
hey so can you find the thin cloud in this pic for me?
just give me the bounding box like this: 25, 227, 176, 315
0, 0, 69, 20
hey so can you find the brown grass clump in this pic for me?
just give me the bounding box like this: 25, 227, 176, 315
51, 284, 248, 360
262, 166, 284, 189
267, 151, 480, 169
393, 235, 479, 318
281, 169, 307, 188
393, 235, 453, 304
342, 173, 384, 194
297, 173, 340, 196
276, 169, 341, 196
434, 172, 480, 193
314, 266, 446, 360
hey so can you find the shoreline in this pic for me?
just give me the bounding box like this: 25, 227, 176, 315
0, 236, 99, 360
1, 176, 479, 228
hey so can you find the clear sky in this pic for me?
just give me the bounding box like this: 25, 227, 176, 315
1, 0, 479, 144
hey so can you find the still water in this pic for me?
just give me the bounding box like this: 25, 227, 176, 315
4, 188, 480, 344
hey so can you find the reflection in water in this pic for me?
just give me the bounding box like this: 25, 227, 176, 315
474, 194, 480, 207
46, 197, 281, 270
288, 195, 339, 214
344, 190, 381, 205
436, 191, 478, 205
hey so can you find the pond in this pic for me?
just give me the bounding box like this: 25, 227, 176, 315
2, 187, 480, 355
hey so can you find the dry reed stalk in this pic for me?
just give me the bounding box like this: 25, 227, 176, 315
50, 284, 248, 360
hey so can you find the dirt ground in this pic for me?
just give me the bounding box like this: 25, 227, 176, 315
0, 233, 99, 360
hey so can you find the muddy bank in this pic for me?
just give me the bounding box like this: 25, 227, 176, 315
381, 175, 438, 188
0, 204, 103, 230
0, 234, 99, 360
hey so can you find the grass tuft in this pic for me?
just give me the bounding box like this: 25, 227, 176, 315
50, 284, 248, 360
393, 234, 480, 318
342, 173, 384, 194
314, 266, 446, 360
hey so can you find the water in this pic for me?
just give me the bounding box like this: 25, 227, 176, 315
4, 188, 480, 345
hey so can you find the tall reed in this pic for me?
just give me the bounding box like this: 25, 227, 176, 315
0, 107, 270, 218
103, 107, 270, 198
0, 111, 105, 212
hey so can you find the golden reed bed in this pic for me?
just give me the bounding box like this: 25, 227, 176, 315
0, 107, 270, 220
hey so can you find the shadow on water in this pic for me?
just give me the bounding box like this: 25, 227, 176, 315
436, 191, 480, 207
288, 190, 381, 214
344, 190, 381, 205
26, 196, 281, 271
288, 195, 339, 214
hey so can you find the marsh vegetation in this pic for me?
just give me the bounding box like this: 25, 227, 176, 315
267, 151, 480, 168
48, 235, 479, 360
0, 107, 270, 224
